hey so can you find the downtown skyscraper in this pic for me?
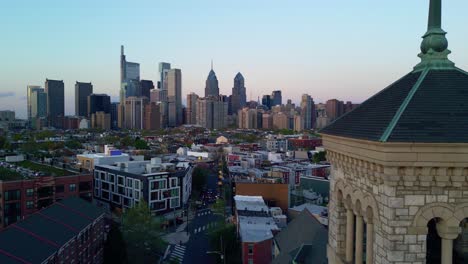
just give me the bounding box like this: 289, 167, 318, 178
27, 85, 43, 121
45, 79, 64, 128
120, 45, 140, 104
205, 64, 219, 97
231, 72, 247, 115
75, 82, 93, 117
300, 94, 316, 129
166, 69, 182, 127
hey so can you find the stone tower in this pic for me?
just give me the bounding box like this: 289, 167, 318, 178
322, 1, 468, 263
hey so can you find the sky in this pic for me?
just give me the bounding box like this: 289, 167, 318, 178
2, 0, 468, 119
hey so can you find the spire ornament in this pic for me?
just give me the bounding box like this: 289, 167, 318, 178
414, 0, 455, 72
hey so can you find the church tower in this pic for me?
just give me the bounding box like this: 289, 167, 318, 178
322, 1, 468, 263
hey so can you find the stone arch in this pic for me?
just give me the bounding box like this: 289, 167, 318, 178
362, 194, 380, 225
412, 203, 456, 232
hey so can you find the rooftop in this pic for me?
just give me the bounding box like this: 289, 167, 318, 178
234, 195, 269, 212
0, 197, 104, 264
0, 160, 75, 181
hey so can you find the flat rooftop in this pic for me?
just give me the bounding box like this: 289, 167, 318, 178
0, 161, 74, 181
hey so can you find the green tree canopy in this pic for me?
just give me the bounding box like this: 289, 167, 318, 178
313, 151, 327, 163
122, 201, 166, 264
208, 224, 241, 264
134, 139, 149, 150
192, 167, 208, 195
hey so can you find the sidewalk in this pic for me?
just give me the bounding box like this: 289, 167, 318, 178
163, 222, 190, 245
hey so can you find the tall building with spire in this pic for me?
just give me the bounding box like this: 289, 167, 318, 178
205, 63, 220, 97
119, 45, 140, 104
323, 1, 468, 263
231, 72, 247, 115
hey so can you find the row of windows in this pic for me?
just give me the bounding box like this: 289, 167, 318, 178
4, 183, 84, 202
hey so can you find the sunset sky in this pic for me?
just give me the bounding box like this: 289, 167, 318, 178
2, 0, 468, 118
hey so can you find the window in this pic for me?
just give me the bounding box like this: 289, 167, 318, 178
170, 188, 179, 197
170, 198, 179, 208
69, 184, 77, 192
151, 180, 166, 190
127, 179, 133, 187
117, 176, 124, 185
109, 174, 115, 183
4, 190, 20, 201
248, 244, 254, 255
134, 180, 140, 189
56, 185, 65, 193
150, 191, 160, 201
170, 178, 178, 187
26, 201, 34, 209
26, 189, 34, 197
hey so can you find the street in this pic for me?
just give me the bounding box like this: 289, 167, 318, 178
166, 165, 228, 264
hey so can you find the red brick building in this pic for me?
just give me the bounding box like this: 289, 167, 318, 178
0, 173, 93, 229
242, 238, 273, 264
287, 136, 322, 150
0, 197, 105, 264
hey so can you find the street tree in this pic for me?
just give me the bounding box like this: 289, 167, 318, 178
312, 151, 327, 163
104, 223, 128, 264
192, 167, 208, 196
122, 201, 166, 264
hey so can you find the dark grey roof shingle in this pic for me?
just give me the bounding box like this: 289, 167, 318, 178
321, 68, 468, 143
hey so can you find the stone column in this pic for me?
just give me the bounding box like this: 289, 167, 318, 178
345, 208, 355, 262
366, 222, 374, 264
355, 215, 364, 264
437, 221, 461, 264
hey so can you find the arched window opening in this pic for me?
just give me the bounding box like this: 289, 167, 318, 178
454, 218, 468, 264
426, 218, 442, 264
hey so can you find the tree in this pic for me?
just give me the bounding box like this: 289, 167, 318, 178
313, 151, 327, 163
120, 136, 134, 148
104, 223, 128, 264
122, 201, 166, 264
192, 167, 208, 196
0, 135, 6, 149
208, 224, 241, 264
65, 140, 82, 149
134, 139, 149, 150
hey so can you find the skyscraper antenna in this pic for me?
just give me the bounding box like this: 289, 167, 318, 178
211, 59, 213, 70
121, 45, 124, 56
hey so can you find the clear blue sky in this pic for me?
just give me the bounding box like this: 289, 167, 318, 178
2, 0, 468, 118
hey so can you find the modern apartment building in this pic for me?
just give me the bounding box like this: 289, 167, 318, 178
93, 158, 193, 214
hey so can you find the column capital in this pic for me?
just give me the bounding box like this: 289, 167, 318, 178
437, 221, 461, 240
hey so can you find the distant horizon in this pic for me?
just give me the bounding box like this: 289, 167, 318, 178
2, 0, 468, 118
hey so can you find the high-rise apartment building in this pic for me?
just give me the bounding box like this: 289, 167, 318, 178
75, 82, 93, 117
150, 89, 162, 103
231, 73, 247, 115
30, 89, 47, 118
124, 96, 148, 130
300, 94, 316, 130
166, 69, 182, 127
27, 85, 43, 121
238, 108, 262, 129
205, 68, 220, 97
158, 62, 171, 90
186, 93, 199, 125
91, 111, 111, 130
144, 102, 161, 130
87, 94, 111, 117
325, 99, 345, 121
45, 79, 65, 128
262, 113, 273, 129
196, 96, 228, 130
272, 90, 282, 106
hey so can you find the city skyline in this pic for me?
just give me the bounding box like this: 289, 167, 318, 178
2, 0, 468, 118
